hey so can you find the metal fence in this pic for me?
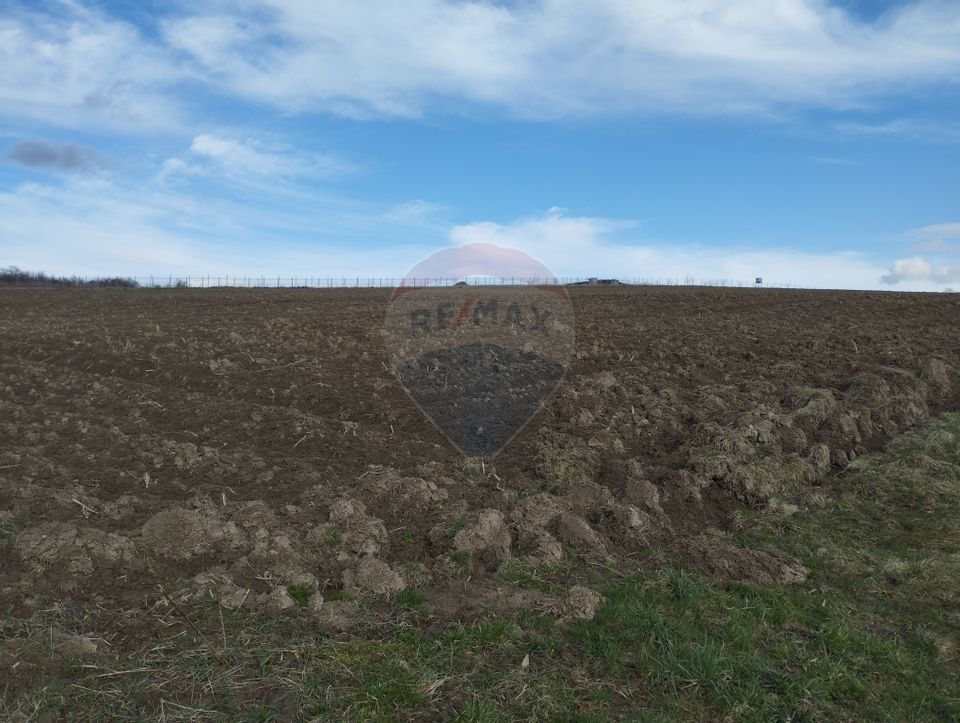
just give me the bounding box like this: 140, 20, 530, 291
0, 274, 793, 289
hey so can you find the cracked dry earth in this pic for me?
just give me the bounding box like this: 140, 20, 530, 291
1, 286, 958, 641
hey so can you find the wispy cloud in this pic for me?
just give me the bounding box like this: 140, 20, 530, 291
191, 134, 347, 178
5, 140, 106, 173
157, 0, 960, 119
903, 222, 960, 249
810, 156, 857, 166
1, 180, 896, 290
834, 119, 960, 142
449, 208, 888, 289
383, 200, 445, 225
3, 1, 960, 131
0, 6, 186, 132
156, 134, 353, 186
0, 172, 435, 276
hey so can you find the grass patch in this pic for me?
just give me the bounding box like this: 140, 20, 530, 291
447, 549, 472, 568
536, 437, 601, 494
4, 413, 960, 720
734, 413, 960, 644
462, 458, 488, 478
319, 524, 343, 550
286, 583, 315, 607
325, 589, 354, 602
449, 514, 467, 539
496, 559, 574, 594
394, 588, 427, 611
0, 518, 22, 543
539, 453, 600, 494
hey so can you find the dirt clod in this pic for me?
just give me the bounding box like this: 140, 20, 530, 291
141, 508, 246, 560
566, 585, 605, 620
16, 522, 136, 577
262, 586, 296, 612
453, 509, 512, 566
342, 557, 406, 597
556, 513, 606, 555
680, 533, 809, 586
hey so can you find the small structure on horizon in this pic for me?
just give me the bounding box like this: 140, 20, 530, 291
755, 277, 763, 287
570, 278, 622, 286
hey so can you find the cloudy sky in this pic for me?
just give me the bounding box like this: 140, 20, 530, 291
1, 0, 959, 289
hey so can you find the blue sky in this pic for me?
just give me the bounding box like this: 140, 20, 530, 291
1, 0, 959, 289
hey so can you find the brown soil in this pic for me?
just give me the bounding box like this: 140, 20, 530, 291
396, 342, 566, 456
1, 286, 958, 638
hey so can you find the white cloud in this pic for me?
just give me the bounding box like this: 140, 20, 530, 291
881, 255, 934, 283
156, 0, 960, 119
386, 199, 441, 218
382, 200, 445, 226
0, 181, 940, 291
4, 1, 960, 131
0, 179, 207, 274
187, 134, 346, 178
449, 208, 890, 289
883, 219, 960, 286
154, 133, 353, 187
0, 5, 186, 131
882, 255, 960, 286
157, 157, 196, 183
0, 173, 437, 277
902, 221, 960, 252
450, 207, 638, 267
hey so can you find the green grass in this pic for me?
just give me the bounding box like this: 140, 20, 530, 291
318, 524, 343, 550
449, 514, 467, 539
496, 559, 573, 593
286, 583, 315, 607
393, 588, 427, 612
0, 516, 22, 543
447, 549, 472, 568
4, 414, 960, 720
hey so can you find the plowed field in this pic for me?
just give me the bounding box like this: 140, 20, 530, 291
1, 285, 958, 644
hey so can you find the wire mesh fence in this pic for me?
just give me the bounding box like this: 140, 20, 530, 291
0, 270, 792, 289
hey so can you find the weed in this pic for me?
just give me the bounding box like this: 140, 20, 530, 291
325, 589, 353, 602
0, 518, 21, 543
321, 525, 343, 550
462, 458, 486, 477
447, 549, 472, 567
286, 583, 315, 607
537, 446, 600, 493
449, 514, 467, 539
394, 588, 426, 610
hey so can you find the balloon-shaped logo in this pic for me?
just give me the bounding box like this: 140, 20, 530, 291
384, 243, 575, 457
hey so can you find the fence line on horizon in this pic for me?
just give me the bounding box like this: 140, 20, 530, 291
0, 273, 793, 289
